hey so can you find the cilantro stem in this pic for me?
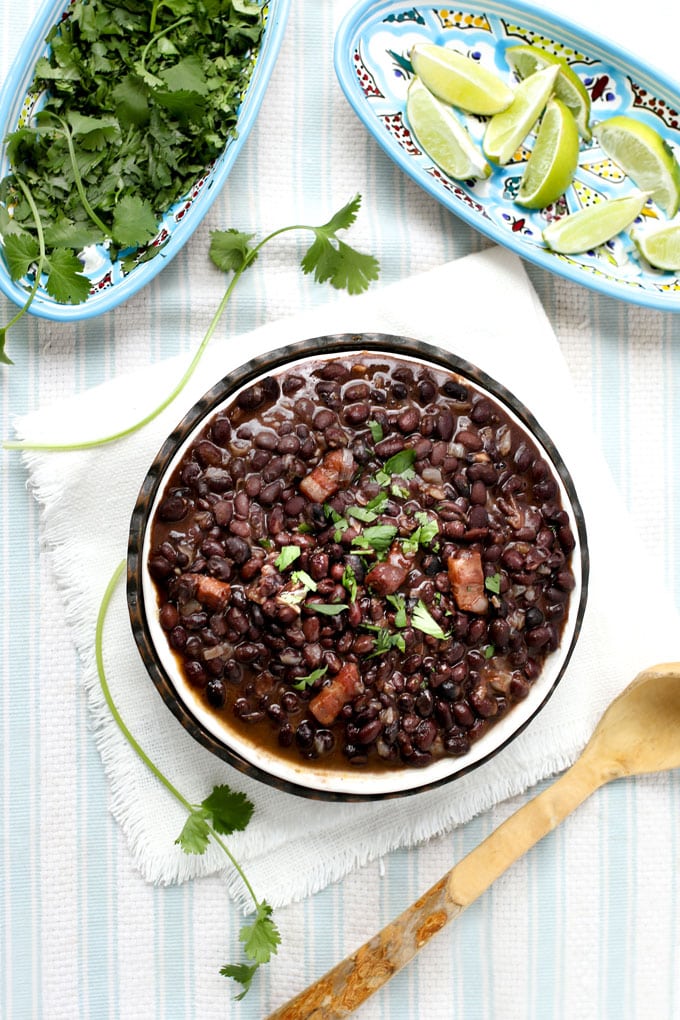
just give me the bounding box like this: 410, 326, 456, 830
140, 15, 193, 75
6, 224, 319, 450
96, 560, 263, 911
4, 194, 378, 448
0, 178, 48, 364
58, 118, 111, 238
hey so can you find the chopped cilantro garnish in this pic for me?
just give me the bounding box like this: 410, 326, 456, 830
342, 564, 358, 602
365, 490, 389, 512
382, 448, 417, 477
352, 524, 398, 556
362, 624, 406, 658
386, 593, 408, 628
368, 420, 384, 443
347, 505, 379, 523
305, 603, 348, 616
292, 666, 328, 691
484, 644, 496, 659
291, 569, 317, 592
274, 545, 301, 571
485, 572, 502, 594
411, 600, 449, 640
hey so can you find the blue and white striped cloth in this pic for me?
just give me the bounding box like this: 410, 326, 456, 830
1, 1, 679, 1018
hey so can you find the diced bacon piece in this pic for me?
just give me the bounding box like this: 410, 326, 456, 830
447, 550, 488, 614
309, 662, 362, 726
365, 542, 414, 595
299, 448, 355, 504
182, 573, 232, 610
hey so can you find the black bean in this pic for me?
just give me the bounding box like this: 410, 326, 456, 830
397, 407, 420, 433
442, 380, 468, 401
206, 678, 226, 708
158, 494, 188, 522
375, 436, 404, 458
344, 403, 371, 425
237, 384, 264, 410
417, 378, 436, 404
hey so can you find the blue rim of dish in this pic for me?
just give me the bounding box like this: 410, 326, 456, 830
334, 0, 680, 312
0, 0, 291, 321
127, 333, 589, 802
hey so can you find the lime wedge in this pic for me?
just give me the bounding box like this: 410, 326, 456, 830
506, 44, 592, 140
406, 77, 492, 181
410, 43, 514, 115
483, 64, 560, 165
633, 222, 680, 270
592, 115, 680, 217
542, 190, 648, 254
516, 98, 579, 209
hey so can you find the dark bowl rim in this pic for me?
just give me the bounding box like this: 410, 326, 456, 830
127, 332, 590, 802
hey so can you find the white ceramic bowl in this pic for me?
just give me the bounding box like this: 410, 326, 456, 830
128, 333, 588, 800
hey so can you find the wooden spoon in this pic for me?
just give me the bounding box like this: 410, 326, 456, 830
266, 662, 680, 1020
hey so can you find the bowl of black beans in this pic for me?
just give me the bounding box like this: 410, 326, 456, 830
127, 333, 588, 800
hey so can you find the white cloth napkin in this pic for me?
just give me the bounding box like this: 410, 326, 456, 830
15, 246, 679, 908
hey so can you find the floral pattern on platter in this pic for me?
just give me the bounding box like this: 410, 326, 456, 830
336, 0, 680, 310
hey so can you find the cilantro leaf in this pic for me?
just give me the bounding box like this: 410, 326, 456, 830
368, 419, 383, 443
111, 195, 159, 247
485, 572, 502, 594
305, 602, 348, 616
362, 624, 406, 658
175, 811, 211, 855
402, 512, 439, 554
220, 961, 259, 1001
275, 545, 301, 571
366, 491, 389, 512
159, 55, 208, 95
66, 110, 120, 150
292, 665, 328, 691
411, 600, 449, 640
44, 250, 91, 304
386, 593, 407, 628
342, 563, 358, 602
411, 600, 449, 639
383, 448, 417, 477
240, 902, 281, 965
290, 569, 317, 592
201, 785, 254, 836
3, 233, 39, 281
209, 228, 256, 273
484, 644, 496, 659
347, 505, 378, 523
352, 524, 398, 556
300, 195, 379, 295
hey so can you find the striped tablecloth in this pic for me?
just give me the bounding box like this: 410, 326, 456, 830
1, 1, 678, 1018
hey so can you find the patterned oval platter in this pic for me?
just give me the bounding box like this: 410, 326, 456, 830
335, 0, 680, 311
0, 0, 290, 321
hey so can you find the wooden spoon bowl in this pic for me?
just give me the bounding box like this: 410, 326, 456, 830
267, 662, 680, 1019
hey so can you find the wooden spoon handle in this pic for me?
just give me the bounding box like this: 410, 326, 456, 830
266, 754, 605, 1020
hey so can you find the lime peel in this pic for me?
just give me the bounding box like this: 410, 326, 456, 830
506, 44, 592, 140
410, 42, 514, 115
633, 222, 680, 270
542, 190, 649, 254
406, 77, 491, 181
483, 64, 560, 166
592, 115, 680, 217
516, 97, 579, 209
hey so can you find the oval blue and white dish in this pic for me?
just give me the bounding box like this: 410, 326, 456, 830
335, 0, 680, 311
0, 0, 290, 322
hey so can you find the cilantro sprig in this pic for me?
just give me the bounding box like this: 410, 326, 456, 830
96, 562, 280, 1001
4, 194, 378, 442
